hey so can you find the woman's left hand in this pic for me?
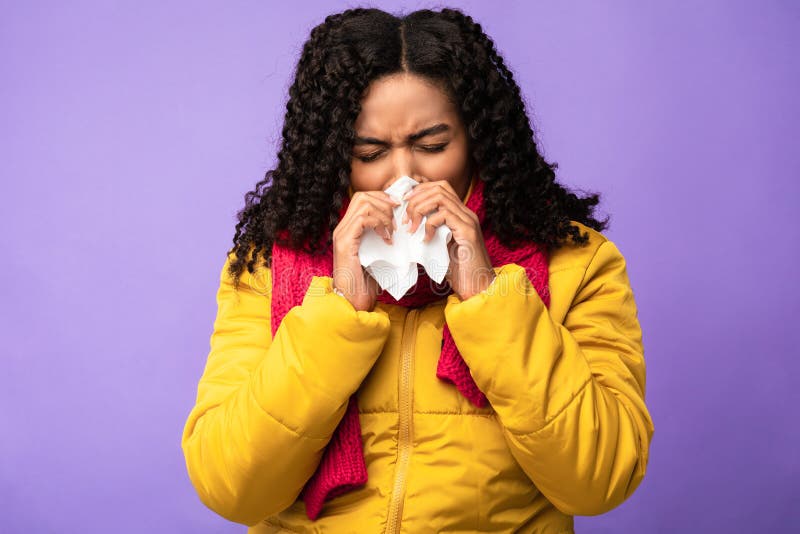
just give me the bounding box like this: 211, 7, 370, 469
402, 180, 496, 300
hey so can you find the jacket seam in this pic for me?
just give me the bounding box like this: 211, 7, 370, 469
511, 377, 593, 437
358, 410, 496, 416
248, 382, 329, 442
543, 235, 608, 280
549, 264, 586, 275
262, 517, 301, 532
576, 239, 610, 290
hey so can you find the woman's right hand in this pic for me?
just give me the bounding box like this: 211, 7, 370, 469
332, 190, 399, 312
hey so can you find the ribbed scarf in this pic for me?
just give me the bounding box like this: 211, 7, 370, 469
269, 176, 551, 520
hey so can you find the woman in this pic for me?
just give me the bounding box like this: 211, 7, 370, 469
181, 7, 654, 533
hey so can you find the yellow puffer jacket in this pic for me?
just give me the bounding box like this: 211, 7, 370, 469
181, 220, 654, 533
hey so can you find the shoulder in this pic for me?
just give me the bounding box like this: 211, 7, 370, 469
543, 221, 637, 324
219, 245, 272, 297
547, 220, 611, 275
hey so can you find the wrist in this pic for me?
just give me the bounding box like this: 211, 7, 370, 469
457, 271, 498, 301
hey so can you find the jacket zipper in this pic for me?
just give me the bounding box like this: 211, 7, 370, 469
385, 308, 418, 534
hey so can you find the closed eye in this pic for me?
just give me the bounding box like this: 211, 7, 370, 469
357, 152, 382, 163
355, 143, 449, 163
420, 143, 448, 153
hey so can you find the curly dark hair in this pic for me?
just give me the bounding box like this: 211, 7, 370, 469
225, 6, 609, 290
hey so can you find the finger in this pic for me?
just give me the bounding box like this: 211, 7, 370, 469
344, 191, 400, 231
359, 190, 402, 210
423, 207, 476, 244
356, 213, 395, 244
402, 183, 465, 230
337, 207, 390, 247
337, 204, 395, 246
406, 194, 471, 235
412, 192, 472, 225
427, 179, 462, 202
403, 179, 461, 203
402, 187, 436, 231
355, 190, 402, 230
351, 196, 398, 235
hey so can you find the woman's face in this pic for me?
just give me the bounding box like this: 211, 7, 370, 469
349, 72, 474, 201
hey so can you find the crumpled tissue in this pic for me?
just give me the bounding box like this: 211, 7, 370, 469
358, 175, 453, 300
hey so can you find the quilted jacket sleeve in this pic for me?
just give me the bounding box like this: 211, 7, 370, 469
181, 252, 392, 526
443, 239, 654, 516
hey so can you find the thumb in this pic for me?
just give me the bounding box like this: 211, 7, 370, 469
365, 268, 381, 295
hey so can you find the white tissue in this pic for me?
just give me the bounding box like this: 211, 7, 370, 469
358, 175, 453, 300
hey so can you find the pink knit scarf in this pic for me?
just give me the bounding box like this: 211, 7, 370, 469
269, 176, 551, 520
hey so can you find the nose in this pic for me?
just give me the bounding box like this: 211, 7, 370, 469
384, 150, 427, 190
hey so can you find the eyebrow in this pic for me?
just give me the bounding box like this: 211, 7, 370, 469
354, 123, 451, 146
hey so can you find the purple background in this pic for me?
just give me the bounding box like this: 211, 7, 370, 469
2, 1, 797, 532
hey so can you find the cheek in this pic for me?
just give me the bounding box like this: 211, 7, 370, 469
425, 143, 470, 178
348, 161, 379, 191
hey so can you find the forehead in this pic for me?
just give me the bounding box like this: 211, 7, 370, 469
355, 73, 459, 135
